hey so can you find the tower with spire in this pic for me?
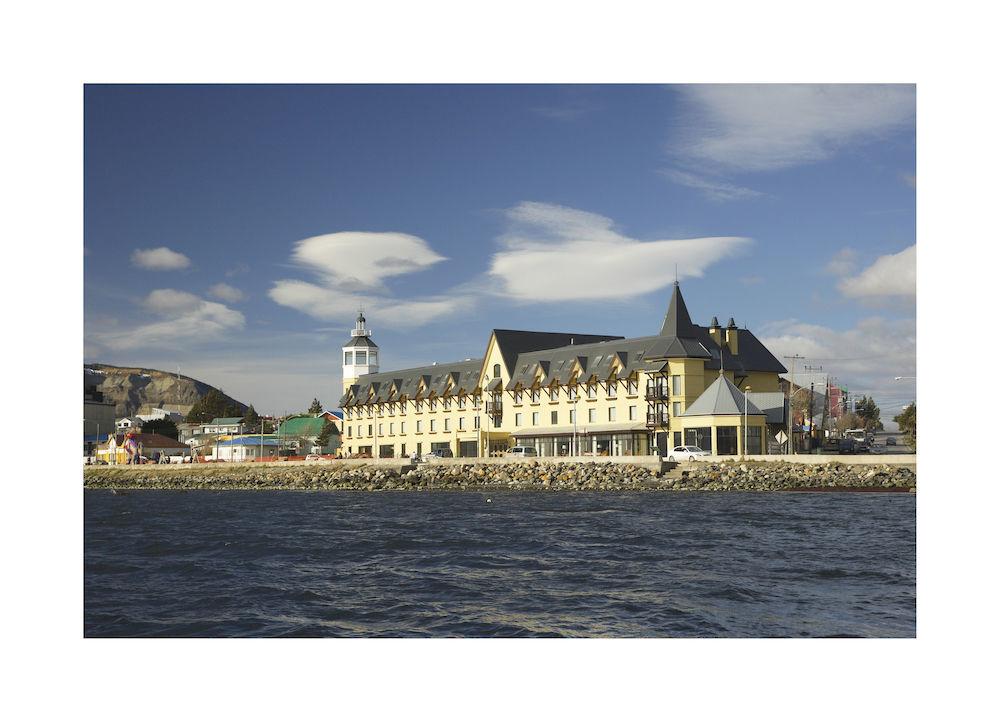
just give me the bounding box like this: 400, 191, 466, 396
342, 310, 379, 395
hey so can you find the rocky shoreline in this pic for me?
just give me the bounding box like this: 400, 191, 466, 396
83, 460, 916, 493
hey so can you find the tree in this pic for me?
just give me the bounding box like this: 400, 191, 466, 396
142, 417, 178, 439
835, 413, 863, 433
854, 395, 883, 431
308, 398, 323, 415
244, 405, 261, 433
185, 389, 244, 424
894, 403, 916, 450
316, 418, 337, 449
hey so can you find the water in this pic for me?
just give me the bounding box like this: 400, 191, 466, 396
84, 489, 915, 637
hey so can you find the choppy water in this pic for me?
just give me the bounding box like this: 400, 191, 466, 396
84, 489, 915, 637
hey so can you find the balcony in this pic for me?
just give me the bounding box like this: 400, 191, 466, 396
646, 385, 669, 401
646, 411, 669, 427
487, 401, 503, 418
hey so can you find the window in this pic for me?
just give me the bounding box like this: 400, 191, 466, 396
532, 412, 540, 425
493, 363, 501, 379
347, 427, 352, 437
515, 413, 523, 426
356, 351, 367, 364
368, 424, 373, 436
551, 410, 558, 424
444, 418, 451, 431
550, 388, 559, 401
474, 416, 480, 429
531, 389, 540, 403
400, 422, 406, 434
608, 380, 617, 398
459, 417, 466, 430
672, 402, 682, 417
629, 405, 638, 420
370, 351, 377, 365
514, 390, 523, 404
378, 423, 383, 435
588, 385, 597, 399
389, 423, 394, 435
416, 420, 423, 433
345, 409, 351, 420
608, 407, 616, 422
344, 351, 352, 365
430, 398, 437, 411
458, 397, 466, 409
672, 375, 681, 395
430, 419, 436, 432
416, 400, 423, 412
443, 399, 451, 410
588, 408, 596, 423
627, 378, 638, 395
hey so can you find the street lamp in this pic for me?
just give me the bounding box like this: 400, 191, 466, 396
483, 375, 490, 459
744, 385, 751, 457
572, 386, 579, 456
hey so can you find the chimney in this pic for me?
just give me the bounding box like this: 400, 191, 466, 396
708, 316, 723, 347
725, 317, 739, 355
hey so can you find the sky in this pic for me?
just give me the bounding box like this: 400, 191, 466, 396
84, 83, 916, 425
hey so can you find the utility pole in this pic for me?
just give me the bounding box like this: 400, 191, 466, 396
783, 354, 805, 454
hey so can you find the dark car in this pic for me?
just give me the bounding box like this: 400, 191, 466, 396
838, 438, 856, 454
886, 437, 897, 446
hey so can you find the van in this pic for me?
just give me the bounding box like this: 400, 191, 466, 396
505, 446, 538, 457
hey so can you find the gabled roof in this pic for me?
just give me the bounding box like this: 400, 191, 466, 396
491, 329, 622, 377
682, 374, 765, 417
339, 358, 483, 408
278, 416, 331, 437
207, 417, 245, 426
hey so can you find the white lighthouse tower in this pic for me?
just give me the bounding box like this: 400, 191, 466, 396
342, 310, 379, 395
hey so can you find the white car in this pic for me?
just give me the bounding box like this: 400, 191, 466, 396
505, 446, 538, 457
668, 446, 709, 461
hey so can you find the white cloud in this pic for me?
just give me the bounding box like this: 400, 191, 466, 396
289, 232, 447, 293
825, 248, 859, 277
759, 316, 916, 421
92, 289, 245, 351
488, 202, 751, 302
270, 279, 462, 328
660, 168, 762, 202
672, 84, 915, 173
837, 245, 915, 298
130, 246, 191, 271
209, 282, 246, 303
143, 288, 202, 316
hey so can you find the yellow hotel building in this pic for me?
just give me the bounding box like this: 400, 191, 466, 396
339, 284, 788, 459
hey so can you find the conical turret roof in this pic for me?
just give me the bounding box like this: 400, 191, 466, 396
682, 374, 765, 417
660, 282, 696, 337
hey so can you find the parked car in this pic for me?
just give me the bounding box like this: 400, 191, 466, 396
886, 437, 897, 446
505, 446, 538, 457
838, 438, 856, 454
421, 449, 453, 461
304, 454, 323, 461
870, 442, 886, 454
668, 446, 709, 461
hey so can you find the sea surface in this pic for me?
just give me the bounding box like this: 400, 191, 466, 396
84, 489, 915, 637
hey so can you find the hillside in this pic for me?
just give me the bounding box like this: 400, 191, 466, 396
84, 364, 248, 419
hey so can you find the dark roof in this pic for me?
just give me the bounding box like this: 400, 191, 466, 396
339, 285, 785, 406
660, 282, 697, 337
345, 335, 379, 349
339, 358, 484, 407
491, 330, 623, 378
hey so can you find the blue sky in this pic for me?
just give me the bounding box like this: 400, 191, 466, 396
84, 84, 916, 422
